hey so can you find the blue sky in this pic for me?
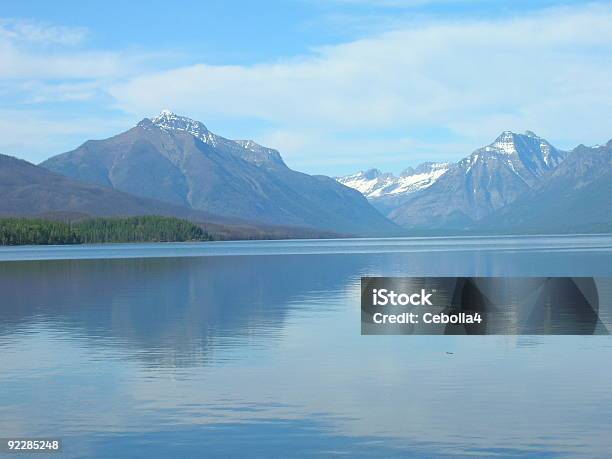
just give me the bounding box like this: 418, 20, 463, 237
1, 0, 611, 175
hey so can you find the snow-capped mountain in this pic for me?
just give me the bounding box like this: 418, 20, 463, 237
147, 110, 286, 168
337, 131, 569, 229
461, 130, 566, 186
337, 162, 450, 199
15, 116, 612, 234
40, 111, 398, 235
480, 140, 612, 233
388, 131, 568, 228
150, 109, 214, 143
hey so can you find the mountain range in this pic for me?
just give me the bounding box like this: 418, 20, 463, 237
337, 163, 451, 199
0, 110, 609, 238
337, 131, 611, 233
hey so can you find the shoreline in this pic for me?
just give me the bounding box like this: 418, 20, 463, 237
1, 234, 611, 262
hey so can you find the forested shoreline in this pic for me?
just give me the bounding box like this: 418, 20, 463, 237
0, 216, 212, 245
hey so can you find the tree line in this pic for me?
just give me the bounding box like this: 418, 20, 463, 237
0, 216, 212, 245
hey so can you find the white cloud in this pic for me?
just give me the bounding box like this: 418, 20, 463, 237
0, 19, 159, 86
0, 19, 87, 46
257, 127, 471, 175
107, 4, 612, 171
0, 18, 174, 161
0, 109, 134, 163
2, 5, 612, 173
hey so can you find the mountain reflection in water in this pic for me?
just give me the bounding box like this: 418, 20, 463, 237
1, 237, 612, 458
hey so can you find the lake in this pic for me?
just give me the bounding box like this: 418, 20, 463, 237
1, 235, 612, 458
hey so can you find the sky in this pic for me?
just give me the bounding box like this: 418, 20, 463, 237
1, 0, 612, 175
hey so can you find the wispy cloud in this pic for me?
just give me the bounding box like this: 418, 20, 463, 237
0, 22, 145, 81
0, 109, 133, 163
2, 4, 612, 174
0, 19, 87, 46
0, 20, 148, 160
108, 3, 612, 172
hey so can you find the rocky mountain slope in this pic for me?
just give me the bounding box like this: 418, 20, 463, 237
42, 111, 397, 235
0, 153, 229, 221
481, 140, 612, 233
0, 153, 345, 240
338, 131, 569, 229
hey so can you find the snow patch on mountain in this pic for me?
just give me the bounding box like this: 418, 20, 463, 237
337, 130, 568, 215
142, 111, 286, 168
469, 130, 566, 181
149, 110, 219, 146
234, 139, 286, 167
337, 163, 450, 199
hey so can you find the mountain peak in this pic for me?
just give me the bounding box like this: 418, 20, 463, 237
492, 129, 543, 141
141, 110, 215, 145
487, 130, 546, 155
489, 131, 520, 154
463, 129, 566, 183
41, 112, 397, 235
150, 109, 179, 123
150, 110, 208, 131
137, 112, 286, 167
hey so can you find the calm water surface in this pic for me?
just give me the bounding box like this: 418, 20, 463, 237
1, 236, 612, 458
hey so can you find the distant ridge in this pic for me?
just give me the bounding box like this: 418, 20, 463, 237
337, 131, 576, 230
337, 163, 450, 199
